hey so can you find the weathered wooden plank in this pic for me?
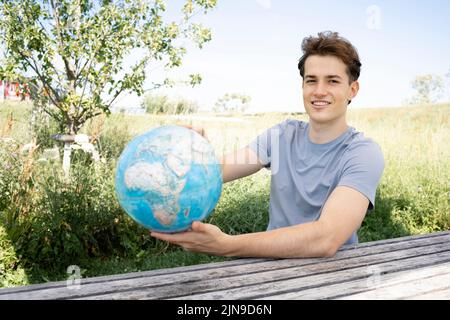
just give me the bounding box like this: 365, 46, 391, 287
339, 230, 449, 251
0, 234, 450, 299
0, 257, 269, 294
338, 272, 450, 300
3, 231, 447, 295
176, 253, 450, 300
262, 262, 450, 300
81, 242, 450, 300
1, 231, 449, 300
408, 287, 450, 300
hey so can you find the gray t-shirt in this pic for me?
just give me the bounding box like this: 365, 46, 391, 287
248, 119, 385, 245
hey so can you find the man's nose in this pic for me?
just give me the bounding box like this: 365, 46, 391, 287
313, 81, 327, 96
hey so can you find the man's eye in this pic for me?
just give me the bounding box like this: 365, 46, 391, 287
329, 80, 339, 83
306, 80, 316, 83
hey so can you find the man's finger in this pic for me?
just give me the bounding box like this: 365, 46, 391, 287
150, 230, 192, 243
150, 231, 179, 242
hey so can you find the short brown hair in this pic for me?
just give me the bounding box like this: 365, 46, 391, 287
298, 31, 361, 83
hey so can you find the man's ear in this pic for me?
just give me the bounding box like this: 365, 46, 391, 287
350, 81, 359, 100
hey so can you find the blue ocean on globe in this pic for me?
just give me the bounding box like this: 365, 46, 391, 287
115, 125, 223, 233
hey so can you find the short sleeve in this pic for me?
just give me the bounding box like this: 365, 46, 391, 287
248, 121, 286, 169
337, 140, 385, 210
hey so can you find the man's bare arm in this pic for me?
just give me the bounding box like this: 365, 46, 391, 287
183, 125, 263, 183
223, 186, 370, 257
152, 186, 370, 258
221, 146, 263, 183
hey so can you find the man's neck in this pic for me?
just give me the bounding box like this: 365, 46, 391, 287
308, 118, 349, 144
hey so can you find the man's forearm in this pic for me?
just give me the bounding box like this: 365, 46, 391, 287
222, 221, 338, 258
221, 162, 260, 183
220, 147, 263, 183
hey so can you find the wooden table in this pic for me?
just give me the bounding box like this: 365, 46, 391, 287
1, 231, 449, 300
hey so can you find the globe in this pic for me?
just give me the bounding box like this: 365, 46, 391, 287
115, 125, 223, 233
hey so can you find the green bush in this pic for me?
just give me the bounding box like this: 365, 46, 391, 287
29, 108, 61, 149
0, 152, 160, 273
0, 140, 22, 212
0, 225, 28, 287
94, 120, 132, 160
358, 160, 450, 242
142, 94, 198, 114
142, 94, 171, 114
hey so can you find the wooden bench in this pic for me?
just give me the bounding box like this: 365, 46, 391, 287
1, 230, 449, 300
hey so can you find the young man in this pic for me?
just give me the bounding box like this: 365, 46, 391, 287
151, 31, 385, 258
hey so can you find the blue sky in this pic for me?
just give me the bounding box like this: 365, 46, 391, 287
119, 1, 450, 112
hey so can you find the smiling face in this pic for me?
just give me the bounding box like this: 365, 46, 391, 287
302, 55, 359, 126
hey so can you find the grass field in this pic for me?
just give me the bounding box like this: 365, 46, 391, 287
0, 101, 449, 287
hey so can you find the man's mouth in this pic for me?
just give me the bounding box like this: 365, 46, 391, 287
311, 100, 331, 108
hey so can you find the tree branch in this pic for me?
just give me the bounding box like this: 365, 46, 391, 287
50, 0, 76, 84
17, 51, 61, 107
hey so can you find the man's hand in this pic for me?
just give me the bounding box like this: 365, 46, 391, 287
150, 221, 234, 256
181, 124, 209, 142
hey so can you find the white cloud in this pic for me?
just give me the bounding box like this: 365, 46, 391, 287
256, 0, 271, 10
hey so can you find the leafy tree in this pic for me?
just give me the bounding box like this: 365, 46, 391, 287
0, 0, 216, 135
409, 74, 444, 105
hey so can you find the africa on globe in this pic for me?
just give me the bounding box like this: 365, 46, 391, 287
115, 125, 223, 233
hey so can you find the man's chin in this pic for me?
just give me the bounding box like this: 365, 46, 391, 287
307, 112, 337, 124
